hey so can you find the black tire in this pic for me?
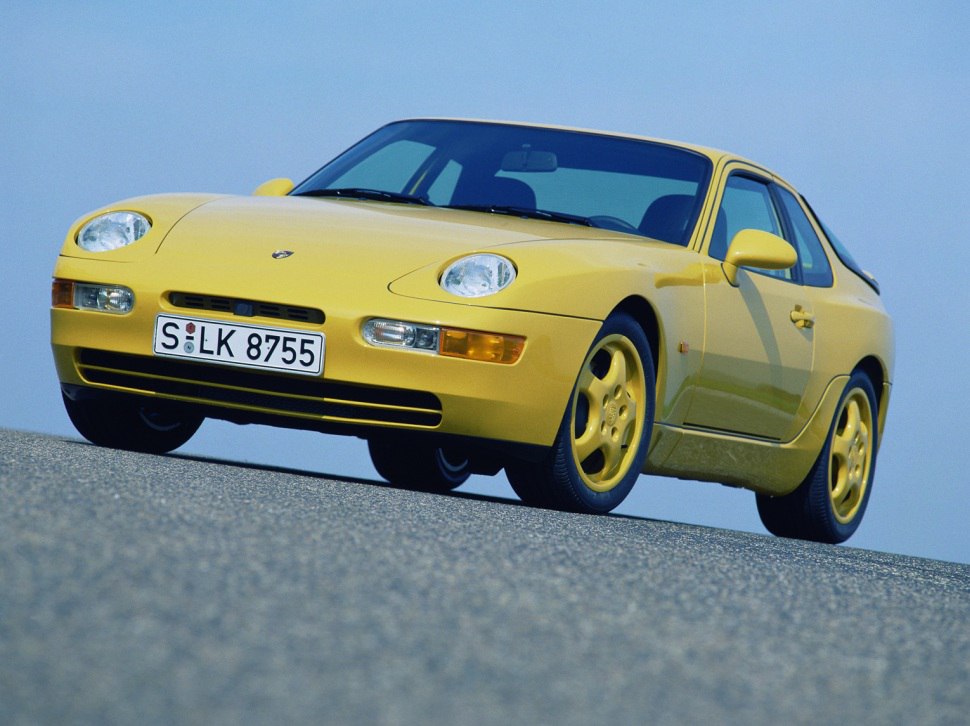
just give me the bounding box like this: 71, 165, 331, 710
63, 391, 203, 454
756, 370, 879, 543
368, 436, 470, 492
506, 312, 655, 514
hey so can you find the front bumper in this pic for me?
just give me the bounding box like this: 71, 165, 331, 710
51, 256, 601, 449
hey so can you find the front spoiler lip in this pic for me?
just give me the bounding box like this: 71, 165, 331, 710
60, 383, 548, 465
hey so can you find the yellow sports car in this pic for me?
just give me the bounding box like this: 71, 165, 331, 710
51, 119, 893, 543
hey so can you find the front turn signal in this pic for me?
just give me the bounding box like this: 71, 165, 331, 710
439, 329, 525, 364
52, 279, 75, 308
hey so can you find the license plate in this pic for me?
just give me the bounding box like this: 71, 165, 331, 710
153, 314, 324, 376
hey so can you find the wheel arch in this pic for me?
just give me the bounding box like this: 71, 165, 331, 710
610, 295, 661, 366
608, 295, 664, 405
852, 354, 891, 447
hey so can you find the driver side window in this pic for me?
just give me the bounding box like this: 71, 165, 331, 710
709, 174, 791, 281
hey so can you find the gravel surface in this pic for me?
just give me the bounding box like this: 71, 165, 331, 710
1, 428, 968, 725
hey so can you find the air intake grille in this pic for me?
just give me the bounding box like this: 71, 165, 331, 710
76, 349, 442, 428
169, 292, 324, 324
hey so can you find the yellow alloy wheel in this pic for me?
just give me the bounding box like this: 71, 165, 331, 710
756, 370, 880, 543
570, 333, 647, 493
828, 387, 874, 524
505, 312, 655, 515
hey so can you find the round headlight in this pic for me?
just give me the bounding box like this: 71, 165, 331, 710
440, 254, 516, 298
77, 211, 151, 252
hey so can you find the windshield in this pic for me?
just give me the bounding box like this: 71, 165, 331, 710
292, 120, 713, 245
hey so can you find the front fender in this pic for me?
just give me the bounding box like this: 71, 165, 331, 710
389, 236, 704, 320
58, 193, 228, 263
390, 237, 708, 426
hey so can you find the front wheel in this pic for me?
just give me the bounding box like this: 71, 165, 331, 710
368, 436, 471, 492
756, 371, 879, 543
507, 312, 655, 514
63, 390, 203, 454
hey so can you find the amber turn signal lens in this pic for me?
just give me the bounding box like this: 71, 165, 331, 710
52, 279, 75, 308
439, 328, 525, 364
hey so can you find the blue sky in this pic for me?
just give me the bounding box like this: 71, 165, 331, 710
3, 2, 968, 563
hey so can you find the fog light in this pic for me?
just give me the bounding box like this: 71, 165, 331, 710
77, 283, 133, 313
361, 318, 525, 363
52, 279, 134, 314
99, 287, 134, 313
362, 318, 439, 351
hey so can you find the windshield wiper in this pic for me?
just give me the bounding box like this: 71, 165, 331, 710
446, 204, 594, 227
293, 187, 433, 206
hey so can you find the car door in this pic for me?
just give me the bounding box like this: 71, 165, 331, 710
684, 168, 817, 442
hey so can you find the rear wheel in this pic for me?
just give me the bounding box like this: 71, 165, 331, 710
62, 391, 203, 454
506, 312, 655, 514
368, 436, 470, 492
756, 371, 879, 543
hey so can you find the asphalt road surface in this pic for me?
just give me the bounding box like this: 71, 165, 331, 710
1, 428, 967, 725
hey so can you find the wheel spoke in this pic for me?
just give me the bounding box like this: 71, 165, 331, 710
831, 429, 854, 463
842, 458, 864, 503
857, 421, 870, 456
844, 419, 871, 493
619, 385, 638, 426
830, 468, 849, 503
574, 425, 603, 463
579, 364, 610, 405
601, 347, 628, 395
831, 397, 859, 464
601, 434, 624, 478
841, 399, 861, 441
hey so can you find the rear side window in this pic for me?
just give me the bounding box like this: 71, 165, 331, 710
775, 187, 833, 287
801, 197, 880, 294
820, 219, 878, 291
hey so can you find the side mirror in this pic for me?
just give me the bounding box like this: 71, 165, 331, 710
721, 229, 797, 286
252, 178, 295, 197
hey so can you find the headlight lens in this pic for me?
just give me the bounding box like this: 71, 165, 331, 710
77, 211, 151, 252
440, 254, 516, 298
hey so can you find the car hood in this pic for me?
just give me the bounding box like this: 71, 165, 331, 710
143, 194, 686, 319
155, 195, 608, 279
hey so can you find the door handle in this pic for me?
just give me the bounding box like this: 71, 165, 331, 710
790, 306, 815, 329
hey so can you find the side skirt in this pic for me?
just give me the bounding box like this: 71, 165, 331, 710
643, 375, 850, 496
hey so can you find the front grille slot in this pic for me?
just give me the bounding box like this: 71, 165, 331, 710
169, 292, 324, 324
76, 349, 441, 428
